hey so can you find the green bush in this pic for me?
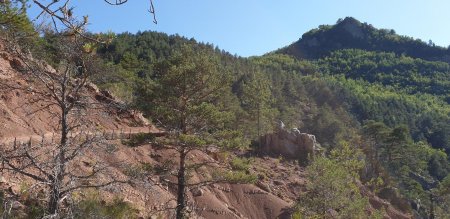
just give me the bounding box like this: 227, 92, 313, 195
230, 157, 253, 171
74, 191, 137, 219
298, 143, 384, 218
218, 171, 257, 184
122, 133, 155, 147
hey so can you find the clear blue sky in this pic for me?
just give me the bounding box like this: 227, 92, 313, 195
28, 0, 450, 57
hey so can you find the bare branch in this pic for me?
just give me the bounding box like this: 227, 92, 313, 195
32, 0, 157, 42
103, 0, 128, 6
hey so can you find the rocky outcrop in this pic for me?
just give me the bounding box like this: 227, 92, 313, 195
259, 124, 322, 162
341, 17, 365, 39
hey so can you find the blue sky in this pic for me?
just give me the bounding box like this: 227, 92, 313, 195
28, 0, 450, 57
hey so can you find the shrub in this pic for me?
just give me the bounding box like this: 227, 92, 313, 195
230, 157, 253, 171
123, 162, 154, 179
73, 190, 138, 219
122, 133, 156, 147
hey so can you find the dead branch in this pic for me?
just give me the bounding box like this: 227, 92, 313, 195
32, 0, 157, 43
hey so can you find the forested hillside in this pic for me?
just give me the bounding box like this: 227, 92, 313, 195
274, 17, 450, 218
1, 3, 449, 217
276, 16, 450, 62
87, 27, 450, 217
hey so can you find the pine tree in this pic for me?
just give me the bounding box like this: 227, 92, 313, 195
137, 45, 253, 218
240, 69, 274, 140
297, 142, 383, 218
0, 0, 37, 41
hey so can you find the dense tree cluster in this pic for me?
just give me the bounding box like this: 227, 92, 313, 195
93, 32, 359, 148
320, 49, 450, 97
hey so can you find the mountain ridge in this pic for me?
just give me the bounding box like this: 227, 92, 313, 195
275, 17, 450, 62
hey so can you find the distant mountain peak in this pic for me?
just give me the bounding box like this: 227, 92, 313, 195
337, 16, 362, 25
337, 17, 365, 39
276, 18, 449, 62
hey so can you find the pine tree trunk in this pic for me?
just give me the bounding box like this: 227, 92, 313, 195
257, 103, 261, 148
176, 148, 187, 219
429, 193, 435, 219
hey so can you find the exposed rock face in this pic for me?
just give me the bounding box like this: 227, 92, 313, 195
259, 125, 321, 162
341, 17, 365, 39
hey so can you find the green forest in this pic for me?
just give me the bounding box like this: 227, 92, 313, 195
89, 27, 450, 217
1, 2, 449, 218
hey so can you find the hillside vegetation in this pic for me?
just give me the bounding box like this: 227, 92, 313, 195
89, 26, 450, 217
276, 16, 450, 62
1, 4, 449, 218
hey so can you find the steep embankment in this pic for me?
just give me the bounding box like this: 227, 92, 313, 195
0, 42, 152, 140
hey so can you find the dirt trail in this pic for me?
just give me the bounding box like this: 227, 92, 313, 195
0, 126, 164, 145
